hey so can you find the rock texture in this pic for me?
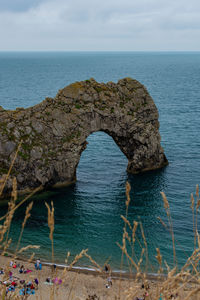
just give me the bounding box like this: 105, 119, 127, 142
0, 78, 168, 196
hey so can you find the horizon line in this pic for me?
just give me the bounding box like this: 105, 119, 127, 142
0, 50, 200, 53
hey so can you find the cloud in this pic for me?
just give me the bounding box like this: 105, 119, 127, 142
0, 0, 47, 12
0, 0, 200, 50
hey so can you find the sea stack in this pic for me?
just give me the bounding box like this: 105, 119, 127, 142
0, 78, 168, 196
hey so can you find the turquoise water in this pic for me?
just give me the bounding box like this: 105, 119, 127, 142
0, 52, 200, 271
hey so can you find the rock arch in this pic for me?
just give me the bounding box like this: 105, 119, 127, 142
0, 78, 168, 196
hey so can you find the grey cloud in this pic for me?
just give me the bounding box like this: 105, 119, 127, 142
0, 0, 47, 12
158, 12, 200, 31
0, 0, 200, 50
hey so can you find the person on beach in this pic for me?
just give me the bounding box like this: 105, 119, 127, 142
30, 282, 35, 290
10, 260, 13, 267
169, 293, 178, 299
52, 277, 62, 285
36, 258, 40, 267
11, 281, 17, 287
35, 258, 42, 270
20, 280, 25, 285
104, 264, 109, 273
107, 277, 112, 285
106, 276, 112, 288
104, 263, 111, 274
19, 265, 24, 274
34, 278, 39, 289
141, 283, 150, 290
9, 271, 13, 281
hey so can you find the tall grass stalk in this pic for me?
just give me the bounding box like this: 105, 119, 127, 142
15, 201, 33, 254
160, 191, 177, 266
118, 182, 131, 298
45, 201, 55, 264
195, 184, 200, 251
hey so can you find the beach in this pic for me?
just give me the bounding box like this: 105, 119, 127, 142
0, 255, 147, 300
0, 253, 200, 299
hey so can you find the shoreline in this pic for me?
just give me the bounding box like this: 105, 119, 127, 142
0, 251, 165, 282
42, 261, 166, 281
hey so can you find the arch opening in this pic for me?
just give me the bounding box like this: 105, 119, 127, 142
76, 131, 128, 186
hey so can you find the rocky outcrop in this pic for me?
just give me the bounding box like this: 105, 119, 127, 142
0, 78, 168, 196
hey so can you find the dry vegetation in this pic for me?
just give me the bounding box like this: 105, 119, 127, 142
0, 143, 200, 299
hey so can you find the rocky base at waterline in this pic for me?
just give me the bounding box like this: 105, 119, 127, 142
0, 77, 168, 196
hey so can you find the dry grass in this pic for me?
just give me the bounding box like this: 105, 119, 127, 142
117, 183, 200, 300
45, 201, 55, 263
0, 142, 200, 299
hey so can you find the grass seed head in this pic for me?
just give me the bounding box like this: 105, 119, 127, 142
190, 193, 195, 211
18, 245, 40, 254
11, 177, 17, 202
45, 201, 55, 241
196, 184, 199, 199
125, 181, 131, 208
161, 191, 169, 209
155, 248, 162, 266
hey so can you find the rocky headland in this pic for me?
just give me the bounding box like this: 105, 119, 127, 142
0, 78, 168, 196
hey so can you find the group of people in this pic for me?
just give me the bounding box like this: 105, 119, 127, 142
134, 284, 179, 300
134, 283, 150, 300
10, 260, 34, 275
0, 259, 40, 297
19, 280, 38, 296
159, 293, 179, 300
44, 276, 62, 285
1, 274, 39, 296
0, 258, 63, 297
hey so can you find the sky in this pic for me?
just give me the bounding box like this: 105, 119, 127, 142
0, 0, 200, 51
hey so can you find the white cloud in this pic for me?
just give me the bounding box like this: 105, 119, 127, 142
0, 0, 200, 50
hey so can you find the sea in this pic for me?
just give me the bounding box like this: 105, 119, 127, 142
0, 51, 200, 273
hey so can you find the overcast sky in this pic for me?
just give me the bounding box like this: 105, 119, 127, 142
0, 0, 200, 51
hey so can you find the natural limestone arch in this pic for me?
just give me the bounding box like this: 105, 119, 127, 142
0, 78, 168, 196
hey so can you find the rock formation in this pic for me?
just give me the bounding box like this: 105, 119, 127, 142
0, 78, 168, 196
